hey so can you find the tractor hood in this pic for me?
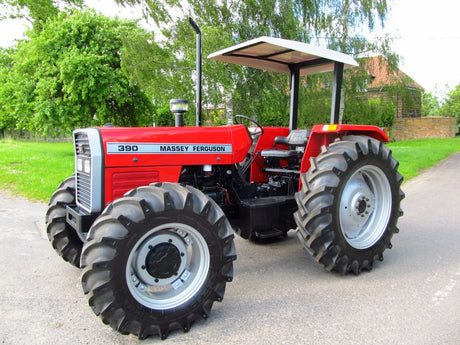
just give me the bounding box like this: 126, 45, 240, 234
208, 36, 358, 75
98, 125, 252, 168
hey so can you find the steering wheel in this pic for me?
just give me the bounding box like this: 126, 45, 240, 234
235, 115, 264, 139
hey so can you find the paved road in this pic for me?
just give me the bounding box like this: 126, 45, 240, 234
1, 153, 460, 345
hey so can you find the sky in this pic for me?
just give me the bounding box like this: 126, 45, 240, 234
0, 0, 459, 100
378, 0, 460, 99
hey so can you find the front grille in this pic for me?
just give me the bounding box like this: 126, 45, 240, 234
76, 172, 91, 210
73, 128, 103, 213
75, 133, 92, 210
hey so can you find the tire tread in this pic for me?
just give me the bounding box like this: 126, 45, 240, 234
80, 183, 235, 339
294, 136, 404, 275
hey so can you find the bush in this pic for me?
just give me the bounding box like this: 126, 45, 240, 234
154, 104, 174, 126
344, 97, 395, 127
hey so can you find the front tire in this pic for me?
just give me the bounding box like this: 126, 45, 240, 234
45, 175, 83, 267
294, 136, 404, 275
80, 183, 236, 339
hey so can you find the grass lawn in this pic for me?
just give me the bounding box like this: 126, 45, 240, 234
0, 137, 459, 202
0, 140, 74, 201
387, 137, 460, 181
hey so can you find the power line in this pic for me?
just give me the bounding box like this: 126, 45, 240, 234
368, 34, 460, 41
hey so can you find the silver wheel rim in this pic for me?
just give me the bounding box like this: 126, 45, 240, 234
339, 165, 392, 249
126, 223, 210, 310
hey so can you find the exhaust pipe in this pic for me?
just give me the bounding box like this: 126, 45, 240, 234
189, 18, 202, 127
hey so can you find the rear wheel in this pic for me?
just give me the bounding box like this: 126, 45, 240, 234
294, 136, 404, 274
80, 183, 236, 339
45, 175, 83, 267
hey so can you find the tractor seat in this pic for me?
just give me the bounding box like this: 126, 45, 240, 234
274, 129, 311, 147
261, 129, 310, 159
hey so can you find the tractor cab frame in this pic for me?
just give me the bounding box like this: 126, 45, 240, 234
208, 35, 359, 129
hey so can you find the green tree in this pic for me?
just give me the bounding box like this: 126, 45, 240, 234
0, 47, 16, 134
154, 104, 174, 126
0, 0, 83, 31
440, 85, 460, 123
421, 91, 440, 117
118, 0, 397, 127
0, 10, 154, 135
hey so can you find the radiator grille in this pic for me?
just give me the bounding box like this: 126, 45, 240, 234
75, 133, 92, 210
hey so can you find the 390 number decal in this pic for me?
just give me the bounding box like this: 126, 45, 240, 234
117, 145, 139, 152
107, 142, 233, 154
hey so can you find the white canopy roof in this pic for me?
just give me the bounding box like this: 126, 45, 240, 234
208, 36, 359, 75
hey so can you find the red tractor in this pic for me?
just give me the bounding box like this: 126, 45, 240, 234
46, 21, 404, 340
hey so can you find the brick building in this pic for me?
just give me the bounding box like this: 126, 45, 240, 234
360, 56, 424, 118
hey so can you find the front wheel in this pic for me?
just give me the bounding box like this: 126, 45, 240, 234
45, 175, 83, 267
80, 183, 236, 339
294, 136, 404, 275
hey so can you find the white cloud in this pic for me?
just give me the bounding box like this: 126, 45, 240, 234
0, 18, 30, 47
86, 0, 144, 20
382, 0, 460, 98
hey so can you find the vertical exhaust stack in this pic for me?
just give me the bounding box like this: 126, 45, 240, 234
189, 18, 202, 127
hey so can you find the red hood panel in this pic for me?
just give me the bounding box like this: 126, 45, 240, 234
98, 125, 252, 167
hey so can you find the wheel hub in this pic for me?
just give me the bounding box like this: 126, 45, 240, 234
126, 224, 211, 310
356, 198, 367, 214
342, 177, 375, 231
339, 166, 392, 249
146, 243, 182, 279
134, 233, 188, 287
354, 195, 372, 217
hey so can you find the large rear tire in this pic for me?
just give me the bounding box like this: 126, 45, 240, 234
45, 175, 83, 267
294, 136, 404, 275
80, 183, 236, 339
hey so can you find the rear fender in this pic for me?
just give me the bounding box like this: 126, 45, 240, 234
300, 124, 389, 175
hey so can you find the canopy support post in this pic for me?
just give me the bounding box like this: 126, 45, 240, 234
330, 62, 344, 124
289, 65, 300, 131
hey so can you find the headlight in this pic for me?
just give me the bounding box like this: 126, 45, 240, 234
77, 158, 83, 172
84, 159, 91, 174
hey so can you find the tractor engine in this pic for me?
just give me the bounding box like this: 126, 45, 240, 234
178, 164, 232, 207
